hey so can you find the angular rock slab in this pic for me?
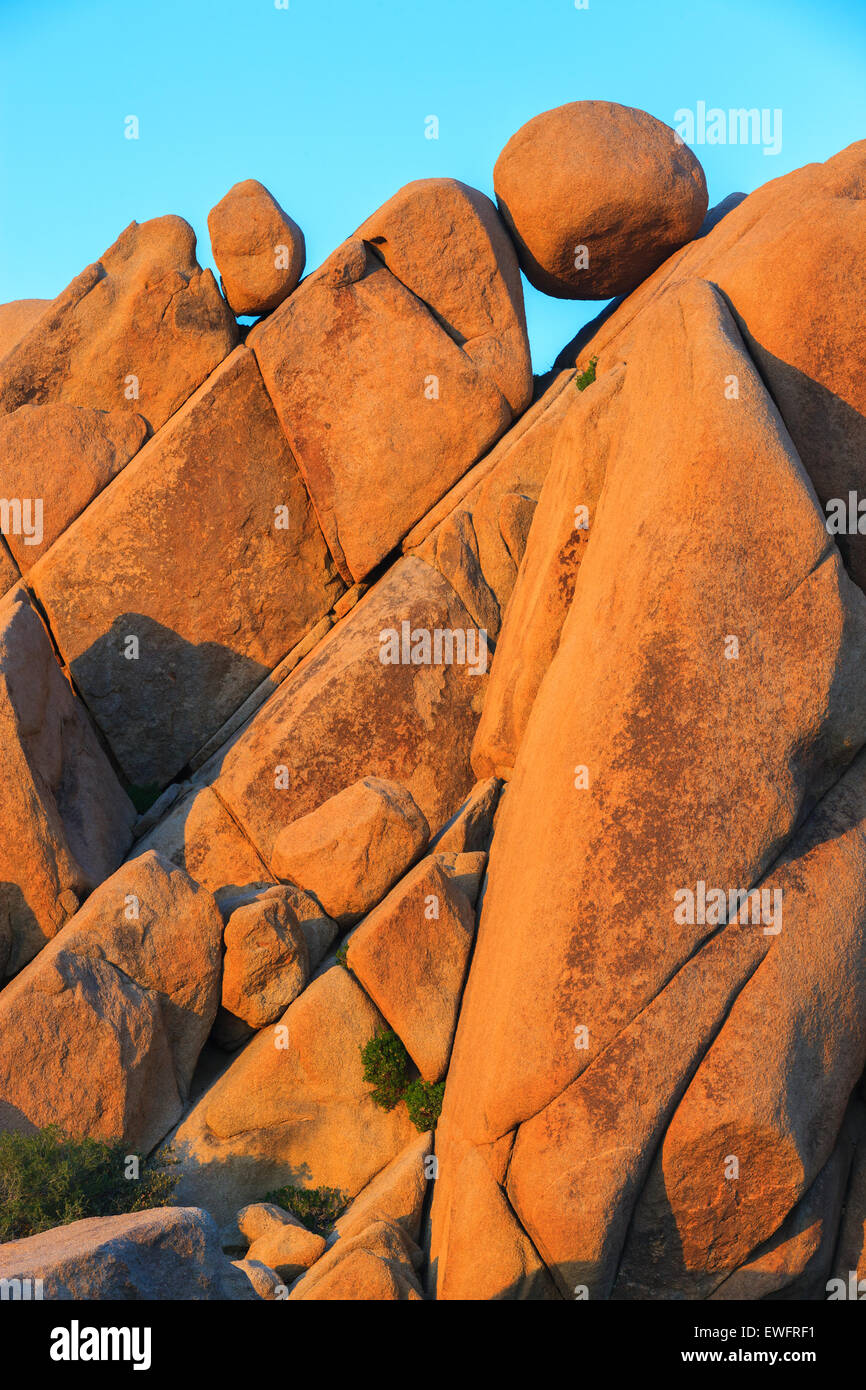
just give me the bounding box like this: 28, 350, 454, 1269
271, 776, 429, 926
129, 785, 273, 897
0, 588, 135, 975
0, 216, 238, 432
615, 752, 866, 1299
0, 851, 223, 1152
210, 555, 488, 866
432, 279, 866, 1296
472, 364, 625, 779
249, 238, 511, 581
0, 403, 147, 569
354, 177, 532, 416
0, 1207, 252, 1300
170, 967, 416, 1226
29, 346, 343, 789
347, 853, 480, 1081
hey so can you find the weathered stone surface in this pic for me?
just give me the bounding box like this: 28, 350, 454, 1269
170, 967, 416, 1225
332, 1131, 432, 1244
432, 508, 502, 639
29, 346, 343, 789
289, 1218, 423, 1300
431, 279, 866, 1296
0, 298, 50, 359
247, 1221, 325, 1279
0, 1207, 252, 1300
271, 776, 429, 926
709, 1117, 855, 1301
433, 1138, 559, 1300
493, 101, 707, 299
217, 884, 311, 1041
573, 141, 866, 587
409, 368, 576, 617
0, 588, 135, 975
235, 1201, 303, 1246
355, 177, 532, 414
130, 786, 273, 897
472, 365, 624, 780
0, 217, 238, 432
615, 752, 866, 1299
830, 1106, 866, 1291
208, 179, 305, 317
506, 920, 769, 1300
249, 238, 511, 581
0, 851, 223, 1151
210, 556, 488, 864
433, 777, 501, 854
0, 404, 147, 569
347, 853, 478, 1081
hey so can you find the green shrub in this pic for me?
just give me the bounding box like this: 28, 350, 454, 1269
360, 1029, 410, 1111
335, 937, 350, 970
0, 1127, 178, 1242
264, 1184, 347, 1237
575, 355, 598, 392
127, 783, 162, 815
404, 1079, 446, 1132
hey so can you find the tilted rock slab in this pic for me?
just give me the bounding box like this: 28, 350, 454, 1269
249, 236, 513, 582
0, 588, 135, 976
170, 966, 415, 1226
29, 345, 343, 789
0, 216, 237, 432
0, 851, 223, 1152
0, 403, 147, 569
209, 554, 488, 865
431, 278, 866, 1298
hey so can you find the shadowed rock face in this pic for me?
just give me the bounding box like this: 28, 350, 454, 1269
0, 588, 136, 976
28, 346, 343, 789
431, 278, 866, 1298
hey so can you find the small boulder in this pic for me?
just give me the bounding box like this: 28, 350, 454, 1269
231, 1258, 285, 1299
346, 853, 481, 1081
208, 179, 305, 318
214, 885, 311, 1047
0, 1207, 252, 1300
271, 777, 429, 926
493, 100, 707, 299
246, 1222, 326, 1280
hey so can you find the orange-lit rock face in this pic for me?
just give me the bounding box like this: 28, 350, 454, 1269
208, 179, 305, 318
494, 101, 707, 299
0, 217, 238, 432
28, 346, 343, 790
249, 239, 513, 582
211, 555, 488, 863
576, 141, 866, 586
432, 277, 866, 1298
0, 851, 223, 1152
0, 403, 147, 569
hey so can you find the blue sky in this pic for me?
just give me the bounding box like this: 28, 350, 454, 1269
1, 0, 864, 372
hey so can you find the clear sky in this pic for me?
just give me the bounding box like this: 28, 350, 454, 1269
1, 0, 864, 372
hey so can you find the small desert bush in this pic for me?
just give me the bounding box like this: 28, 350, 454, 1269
360, 1029, 410, 1111
575, 355, 598, 391
405, 1079, 446, 1132
0, 1127, 178, 1242
264, 1184, 347, 1237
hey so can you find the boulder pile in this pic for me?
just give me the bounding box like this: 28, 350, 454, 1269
1, 99, 865, 1302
